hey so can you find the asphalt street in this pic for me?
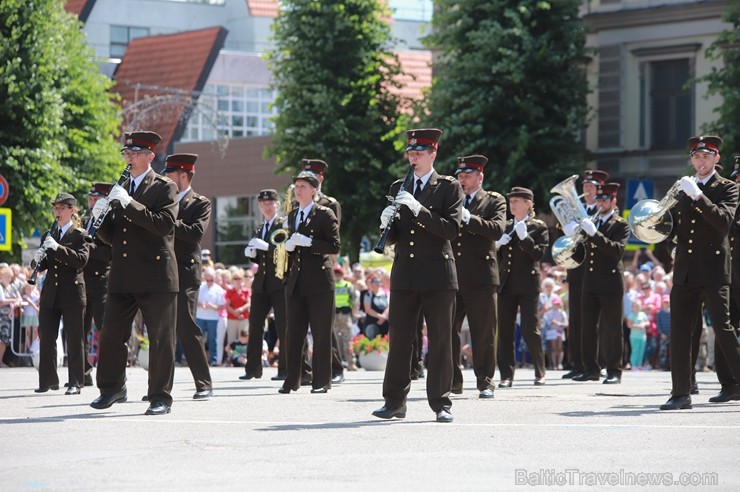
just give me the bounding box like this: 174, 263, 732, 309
1, 365, 738, 491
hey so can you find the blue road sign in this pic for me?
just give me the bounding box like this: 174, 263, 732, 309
625, 179, 654, 209
0, 208, 11, 251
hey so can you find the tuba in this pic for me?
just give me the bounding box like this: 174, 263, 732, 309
549, 175, 590, 269
628, 178, 682, 244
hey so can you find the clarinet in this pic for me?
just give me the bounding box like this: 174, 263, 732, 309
85, 165, 131, 243
28, 220, 59, 285
374, 165, 415, 254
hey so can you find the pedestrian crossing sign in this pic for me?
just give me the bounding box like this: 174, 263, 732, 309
0, 208, 11, 251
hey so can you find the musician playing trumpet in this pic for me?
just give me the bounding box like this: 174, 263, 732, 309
660, 135, 740, 410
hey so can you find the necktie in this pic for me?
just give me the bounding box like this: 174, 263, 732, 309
129, 180, 136, 194
414, 179, 423, 198
299, 210, 305, 226
262, 222, 269, 240
596, 218, 603, 230
464, 195, 472, 209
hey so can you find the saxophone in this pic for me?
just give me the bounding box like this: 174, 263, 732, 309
271, 184, 295, 280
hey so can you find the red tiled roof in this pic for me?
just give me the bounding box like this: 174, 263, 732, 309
246, 0, 278, 18
113, 27, 228, 155
393, 50, 433, 104
64, 0, 97, 22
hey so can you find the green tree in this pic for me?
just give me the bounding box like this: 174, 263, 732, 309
698, 1, 740, 160
0, 0, 121, 261
266, 0, 407, 261
423, 0, 590, 207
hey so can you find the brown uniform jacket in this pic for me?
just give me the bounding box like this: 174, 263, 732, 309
173, 188, 211, 289
498, 218, 549, 295
38, 226, 90, 309
452, 190, 507, 289
385, 171, 463, 291
581, 214, 630, 294
731, 195, 740, 288
670, 173, 737, 286
252, 216, 288, 295
81, 212, 111, 294
284, 204, 340, 296
97, 168, 179, 293
317, 193, 341, 227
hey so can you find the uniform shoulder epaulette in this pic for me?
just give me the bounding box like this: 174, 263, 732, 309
532, 218, 546, 225
392, 178, 404, 186
324, 195, 337, 204
155, 174, 173, 184
75, 226, 87, 234
439, 175, 456, 182
316, 204, 329, 212
719, 177, 732, 185
486, 191, 503, 199
614, 215, 627, 222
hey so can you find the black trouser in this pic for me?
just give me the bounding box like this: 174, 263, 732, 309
39, 305, 85, 388
581, 290, 623, 378
83, 289, 106, 376
497, 291, 545, 381
176, 285, 211, 391
452, 287, 497, 391
246, 288, 287, 377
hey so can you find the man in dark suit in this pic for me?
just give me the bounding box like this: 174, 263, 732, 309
242, 189, 288, 381
561, 169, 608, 379
450, 155, 506, 398
163, 153, 213, 400
279, 171, 340, 394
573, 182, 630, 384
496, 187, 549, 387
661, 136, 740, 410
90, 130, 179, 416
82, 182, 113, 387
372, 128, 463, 423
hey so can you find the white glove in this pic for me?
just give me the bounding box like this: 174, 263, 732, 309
108, 184, 132, 208
43, 235, 59, 251
380, 205, 396, 229
249, 238, 269, 251
495, 234, 512, 248
92, 198, 109, 219
563, 221, 579, 237
514, 221, 528, 240
284, 237, 297, 252
290, 232, 312, 247
32, 248, 45, 266
395, 190, 422, 217
679, 176, 702, 200
461, 207, 471, 224
580, 218, 597, 237
243, 246, 257, 259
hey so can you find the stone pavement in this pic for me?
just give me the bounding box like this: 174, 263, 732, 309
0, 365, 738, 491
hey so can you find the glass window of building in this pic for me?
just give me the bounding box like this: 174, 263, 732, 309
110, 26, 150, 59
214, 195, 261, 266
388, 0, 433, 21
649, 59, 692, 151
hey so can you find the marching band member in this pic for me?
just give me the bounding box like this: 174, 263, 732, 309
163, 153, 213, 400
91, 130, 179, 415
573, 183, 630, 384
241, 189, 288, 381
278, 171, 340, 394
372, 128, 463, 423
496, 187, 548, 387
450, 155, 506, 398
33, 193, 90, 394
661, 136, 740, 410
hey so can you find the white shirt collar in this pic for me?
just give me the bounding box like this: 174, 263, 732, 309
413, 168, 435, 189
178, 186, 191, 202
130, 167, 151, 191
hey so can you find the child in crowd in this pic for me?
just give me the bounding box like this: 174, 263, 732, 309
543, 296, 567, 370
627, 299, 650, 370
226, 329, 249, 367
20, 283, 39, 352
656, 295, 671, 370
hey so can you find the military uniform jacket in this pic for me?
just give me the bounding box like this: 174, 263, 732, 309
284, 204, 340, 297
669, 173, 737, 286
497, 218, 549, 295
97, 168, 179, 293
317, 193, 341, 227
581, 214, 630, 294
731, 198, 740, 288
385, 171, 463, 291
174, 188, 211, 289
38, 226, 90, 309
252, 216, 288, 295
81, 212, 111, 294
452, 190, 507, 289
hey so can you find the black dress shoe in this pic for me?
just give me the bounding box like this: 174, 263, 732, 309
331, 373, 345, 384
145, 401, 171, 415
271, 374, 287, 381
479, 388, 494, 399
372, 405, 407, 419
310, 387, 329, 394
708, 387, 740, 403
573, 372, 600, 382
603, 375, 621, 385
65, 386, 81, 395
300, 375, 312, 386
278, 387, 293, 394
84, 375, 94, 387
562, 369, 581, 379
193, 389, 213, 400
239, 373, 261, 380
690, 382, 699, 395
498, 380, 512, 388
142, 395, 149, 402
451, 387, 463, 395
435, 408, 454, 423
34, 384, 60, 393
534, 378, 546, 386
90, 389, 127, 409
659, 395, 692, 410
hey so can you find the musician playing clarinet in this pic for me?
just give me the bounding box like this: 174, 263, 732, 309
495, 187, 548, 388
372, 128, 463, 423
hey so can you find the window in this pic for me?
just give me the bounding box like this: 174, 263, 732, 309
213, 195, 260, 266
388, 0, 433, 22
110, 26, 149, 58
649, 59, 692, 150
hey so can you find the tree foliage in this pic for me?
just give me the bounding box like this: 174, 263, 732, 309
266, 0, 407, 261
423, 0, 590, 209
699, 1, 740, 160
0, 0, 121, 261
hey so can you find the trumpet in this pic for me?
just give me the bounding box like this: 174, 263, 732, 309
270, 228, 290, 279
628, 178, 683, 244
28, 220, 59, 285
